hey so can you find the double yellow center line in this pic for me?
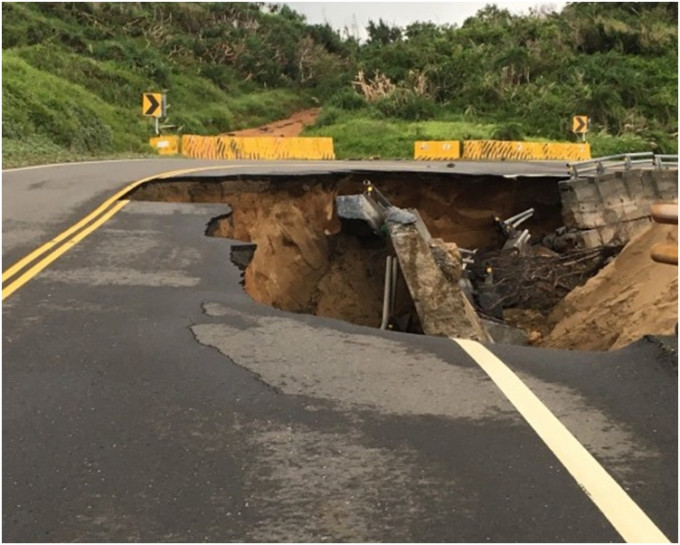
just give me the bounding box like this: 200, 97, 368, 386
1, 166, 212, 301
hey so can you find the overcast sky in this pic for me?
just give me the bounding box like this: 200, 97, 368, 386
280, 1, 570, 39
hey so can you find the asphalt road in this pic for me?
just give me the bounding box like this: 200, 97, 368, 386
2, 159, 677, 542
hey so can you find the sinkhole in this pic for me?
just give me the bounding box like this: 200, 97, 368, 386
126, 171, 610, 340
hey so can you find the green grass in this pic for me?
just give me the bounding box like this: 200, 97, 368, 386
3, 45, 672, 166
2, 136, 156, 169
303, 111, 569, 159
302, 111, 495, 159
587, 131, 676, 156
303, 109, 672, 159
2, 44, 314, 167
2, 2, 675, 167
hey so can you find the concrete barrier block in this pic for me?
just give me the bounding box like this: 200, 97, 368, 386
414, 141, 461, 160
578, 228, 605, 248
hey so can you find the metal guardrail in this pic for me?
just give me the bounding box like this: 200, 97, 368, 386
568, 152, 678, 178
654, 154, 679, 169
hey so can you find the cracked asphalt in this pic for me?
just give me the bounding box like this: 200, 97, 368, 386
2, 160, 676, 542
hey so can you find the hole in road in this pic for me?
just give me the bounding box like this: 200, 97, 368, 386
126, 172, 614, 339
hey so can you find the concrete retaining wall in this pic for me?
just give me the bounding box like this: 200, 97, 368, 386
559, 169, 678, 247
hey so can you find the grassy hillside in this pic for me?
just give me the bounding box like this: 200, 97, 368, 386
1, 3, 313, 167
2, 2, 677, 167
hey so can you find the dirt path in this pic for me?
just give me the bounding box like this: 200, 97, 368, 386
227, 108, 321, 137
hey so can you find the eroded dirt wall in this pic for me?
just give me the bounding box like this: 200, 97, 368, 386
206, 185, 389, 327
130, 173, 563, 249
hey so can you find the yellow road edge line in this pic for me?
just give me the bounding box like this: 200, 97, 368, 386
1, 166, 198, 284
2, 163, 245, 298
2, 200, 131, 301
1, 163, 243, 284
452, 338, 670, 544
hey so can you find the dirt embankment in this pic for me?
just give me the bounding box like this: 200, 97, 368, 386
541, 222, 678, 350
208, 183, 390, 327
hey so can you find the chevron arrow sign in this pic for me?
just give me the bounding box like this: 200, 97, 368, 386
572, 115, 589, 134
142, 93, 163, 118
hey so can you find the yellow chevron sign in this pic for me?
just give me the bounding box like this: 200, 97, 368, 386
572, 115, 589, 134
142, 93, 163, 118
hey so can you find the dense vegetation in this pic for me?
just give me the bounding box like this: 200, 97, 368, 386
2, 2, 677, 166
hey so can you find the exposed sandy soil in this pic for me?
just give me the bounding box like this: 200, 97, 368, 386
541, 222, 678, 351
206, 182, 390, 327
226, 108, 320, 137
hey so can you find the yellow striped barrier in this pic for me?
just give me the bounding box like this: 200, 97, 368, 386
414, 141, 461, 160
543, 142, 592, 161
461, 140, 591, 161
181, 135, 335, 160
149, 135, 180, 155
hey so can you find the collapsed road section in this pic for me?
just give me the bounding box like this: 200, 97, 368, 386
126, 166, 677, 350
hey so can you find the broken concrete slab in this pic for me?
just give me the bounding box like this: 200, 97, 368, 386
388, 223, 491, 342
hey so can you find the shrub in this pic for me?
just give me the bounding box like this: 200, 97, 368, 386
371, 90, 437, 121
328, 88, 366, 110
313, 106, 343, 127
491, 122, 525, 141
588, 131, 651, 157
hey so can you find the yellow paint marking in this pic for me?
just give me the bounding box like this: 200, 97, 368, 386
453, 338, 670, 543
2, 163, 250, 285
2, 201, 130, 300
2, 164, 247, 299
2, 166, 199, 284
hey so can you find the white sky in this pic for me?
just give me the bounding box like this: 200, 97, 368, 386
280, 1, 570, 39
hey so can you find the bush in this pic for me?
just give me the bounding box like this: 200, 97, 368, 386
588, 131, 651, 157
371, 91, 437, 121
328, 88, 366, 110
491, 122, 525, 141
313, 106, 343, 127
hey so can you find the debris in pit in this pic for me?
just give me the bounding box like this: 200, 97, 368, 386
494, 207, 535, 254
468, 245, 622, 313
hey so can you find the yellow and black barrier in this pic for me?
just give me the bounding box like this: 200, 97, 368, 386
461, 140, 591, 161
180, 135, 335, 160
149, 135, 180, 155
413, 140, 591, 161
414, 141, 461, 160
